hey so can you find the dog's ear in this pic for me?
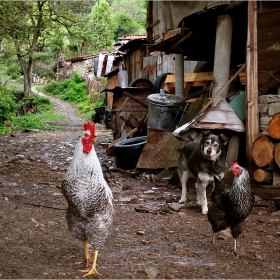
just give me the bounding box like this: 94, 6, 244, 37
219, 134, 228, 145
201, 130, 211, 137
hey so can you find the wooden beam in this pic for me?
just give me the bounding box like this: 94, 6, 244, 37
163, 28, 181, 40
146, 1, 153, 42
166, 31, 194, 54
246, 1, 259, 177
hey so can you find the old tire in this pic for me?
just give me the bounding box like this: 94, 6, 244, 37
129, 78, 153, 88
113, 136, 147, 169
154, 72, 173, 92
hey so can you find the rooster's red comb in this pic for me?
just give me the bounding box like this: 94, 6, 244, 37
83, 121, 96, 139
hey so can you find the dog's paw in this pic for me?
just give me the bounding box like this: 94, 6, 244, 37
202, 207, 208, 214
179, 198, 187, 204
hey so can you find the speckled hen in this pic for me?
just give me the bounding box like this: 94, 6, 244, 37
61, 121, 114, 277
207, 162, 254, 255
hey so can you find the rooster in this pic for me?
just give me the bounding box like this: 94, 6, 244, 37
207, 162, 254, 254
61, 121, 114, 277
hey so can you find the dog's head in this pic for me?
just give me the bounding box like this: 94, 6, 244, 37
200, 133, 228, 161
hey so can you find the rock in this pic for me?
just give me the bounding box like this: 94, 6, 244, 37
145, 267, 159, 279
167, 203, 184, 212
270, 210, 280, 216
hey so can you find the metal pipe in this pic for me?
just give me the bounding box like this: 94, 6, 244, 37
175, 53, 184, 99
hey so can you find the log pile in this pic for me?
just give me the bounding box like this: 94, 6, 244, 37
259, 94, 280, 135
251, 113, 280, 198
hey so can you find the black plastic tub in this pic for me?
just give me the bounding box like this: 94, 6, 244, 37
113, 136, 147, 169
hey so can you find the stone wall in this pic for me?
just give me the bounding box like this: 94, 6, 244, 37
259, 95, 280, 135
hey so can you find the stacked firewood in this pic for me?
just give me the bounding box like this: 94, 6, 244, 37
252, 112, 280, 186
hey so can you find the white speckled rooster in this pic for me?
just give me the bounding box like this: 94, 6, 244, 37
61, 121, 114, 277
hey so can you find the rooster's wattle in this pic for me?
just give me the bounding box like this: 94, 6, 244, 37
207, 162, 254, 254
61, 121, 114, 276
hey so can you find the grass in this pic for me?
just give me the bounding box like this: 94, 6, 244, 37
0, 56, 102, 135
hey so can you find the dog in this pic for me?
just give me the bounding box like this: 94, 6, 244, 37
178, 132, 228, 214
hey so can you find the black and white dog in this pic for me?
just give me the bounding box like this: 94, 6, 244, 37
178, 132, 228, 214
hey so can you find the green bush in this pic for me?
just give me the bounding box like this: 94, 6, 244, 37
6, 63, 22, 79
35, 52, 56, 62
0, 87, 18, 120
10, 114, 44, 130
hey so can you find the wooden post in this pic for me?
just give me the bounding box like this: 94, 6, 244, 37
212, 14, 233, 106
175, 54, 184, 99
246, 1, 259, 177
146, 1, 153, 43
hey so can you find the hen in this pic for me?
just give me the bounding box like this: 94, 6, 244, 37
61, 121, 114, 277
207, 162, 254, 254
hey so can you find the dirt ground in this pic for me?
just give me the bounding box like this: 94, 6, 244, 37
1, 92, 280, 279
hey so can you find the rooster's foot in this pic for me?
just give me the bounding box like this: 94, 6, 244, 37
79, 268, 102, 277
75, 257, 91, 267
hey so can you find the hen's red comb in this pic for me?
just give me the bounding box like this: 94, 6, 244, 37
83, 121, 96, 140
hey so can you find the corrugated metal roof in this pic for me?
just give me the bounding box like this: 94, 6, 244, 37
118, 34, 146, 40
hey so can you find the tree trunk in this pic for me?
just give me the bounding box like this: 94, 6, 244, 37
275, 144, 280, 169
253, 168, 273, 184
251, 135, 275, 167
268, 112, 280, 140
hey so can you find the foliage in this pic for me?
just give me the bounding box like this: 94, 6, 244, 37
111, 0, 147, 22
0, 1, 90, 95
34, 52, 56, 63
0, 82, 65, 135
10, 114, 44, 131
112, 12, 138, 40
0, 85, 18, 120
88, 0, 114, 52
43, 73, 104, 119
44, 74, 88, 103
6, 63, 22, 80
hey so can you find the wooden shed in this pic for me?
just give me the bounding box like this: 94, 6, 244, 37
144, 1, 280, 199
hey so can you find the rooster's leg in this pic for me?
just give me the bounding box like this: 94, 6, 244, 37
79, 249, 101, 277
75, 241, 91, 267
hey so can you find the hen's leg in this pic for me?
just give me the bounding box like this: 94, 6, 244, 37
80, 249, 101, 277
233, 238, 237, 255
212, 231, 216, 245
75, 241, 91, 267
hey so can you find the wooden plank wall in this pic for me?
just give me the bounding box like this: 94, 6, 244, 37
127, 46, 148, 83
257, 2, 280, 85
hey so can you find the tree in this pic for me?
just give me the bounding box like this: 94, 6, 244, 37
0, 1, 89, 96
111, 0, 146, 22
112, 12, 138, 40
88, 0, 114, 52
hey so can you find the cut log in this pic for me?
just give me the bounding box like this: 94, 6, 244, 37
275, 144, 280, 169
253, 169, 273, 184
273, 172, 280, 187
251, 184, 280, 200
251, 135, 275, 167
268, 112, 280, 139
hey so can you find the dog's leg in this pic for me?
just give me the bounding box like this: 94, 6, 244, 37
195, 180, 208, 214
179, 171, 188, 203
